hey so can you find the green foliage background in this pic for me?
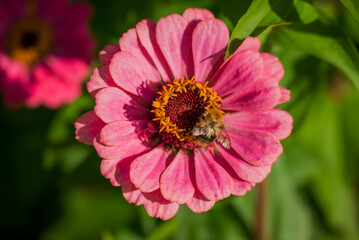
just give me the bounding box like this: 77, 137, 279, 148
1, 0, 358, 239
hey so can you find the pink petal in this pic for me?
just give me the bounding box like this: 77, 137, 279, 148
101, 153, 138, 187
278, 87, 291, 104
99, 44, 120, 65
192, 19, 229, 83
136, 19, 172, 81
120, 28, 161, 83
100, 120, 149, 146
216, 145, 271, 183
94, 87, 150, 123
122, 183, 148, 206
0, 54, 30, 106
221, 76, 281, 112
53, 36, 93, 63
37, 0, 67, 22
130, 145, 170, 192
109, 52, 157, 101
186, 191, 215, 213
144, 190, 179, 220
261, 53, 284, 81
160, 151, 195, 204
228, 129, 283, 167
182, 8, 214, 22
212, 51, 264, 97
100, 159, 121, 186
75, 111, 105, 145
94, 135, 150, 160
224, 109, 293, 140
231, 178, 255, 196
194, 148, 232, 201
233, 37, 261, 55
211, 150, 256, 195
26, 64, 82, 108
156, 13, 189, 79
0, 0, 26, 19
87, 66, 117, 97
52, 2, 92, 40
44, 55, 89, 83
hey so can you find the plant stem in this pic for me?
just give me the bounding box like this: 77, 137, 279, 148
254, 178, 269, 240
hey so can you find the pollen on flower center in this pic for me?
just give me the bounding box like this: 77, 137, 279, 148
151, 77, 222, 149
4, 19, 52, 66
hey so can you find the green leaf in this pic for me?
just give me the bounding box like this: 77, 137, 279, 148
274, 21, 359, 90
226, 0, 317, 57
340, 0, 359, 22
226, 0, 272, 57
293, 1, 318, 24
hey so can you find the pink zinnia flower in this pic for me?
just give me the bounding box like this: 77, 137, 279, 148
0, 0, 94, 108
75, 8, 293, 220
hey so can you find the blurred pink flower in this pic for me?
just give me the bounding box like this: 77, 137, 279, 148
75, 8, 293, 220
0, 0, 94, 108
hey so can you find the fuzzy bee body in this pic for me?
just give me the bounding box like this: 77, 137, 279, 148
192, 108, 231, 149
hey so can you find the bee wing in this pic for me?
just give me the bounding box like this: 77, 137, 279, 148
217, 128, 231, 149
192, 126, 207, 136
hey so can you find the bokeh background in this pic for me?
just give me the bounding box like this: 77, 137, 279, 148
1, 0, 359, 239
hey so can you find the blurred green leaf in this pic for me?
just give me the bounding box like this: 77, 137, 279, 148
340, 0, 359, 22
41, 187, 138, 240
293, 1, 318, 24
293, 89, 359, 239
146, 220, 178, 240
274, 21, 359, 91
268, 158, 312, 240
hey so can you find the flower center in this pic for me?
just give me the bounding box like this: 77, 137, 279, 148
4, 19, 52, 66
151, 77, 222, 150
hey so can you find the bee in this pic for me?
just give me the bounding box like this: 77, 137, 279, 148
192, 108, 231, 149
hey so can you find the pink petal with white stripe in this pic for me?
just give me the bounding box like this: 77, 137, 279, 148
186, 191, 215, 213
75, 111, 105, 145
224, 109, 293, 140
119, 28, 161, 83
109, 51, 156, 101
228, 129, 283, 167
122, 183, 148, 206
160, 151, 195, 204
94, 136, 150, 160
94, 87, 150, 123
144, 190, 180, 220
192, 19, 229, 83
136, 19, 172, 81
212, 51, 263, 97
130, 145, 169, 193
261, 53, 284, 81
87, 66, 117, 97
99, 44, 120, 65
216, 145, 271, 183
182, 8, 214, 22
194, 148, 232, 201
222, 76, 281, 112
156, 14, 190, 78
